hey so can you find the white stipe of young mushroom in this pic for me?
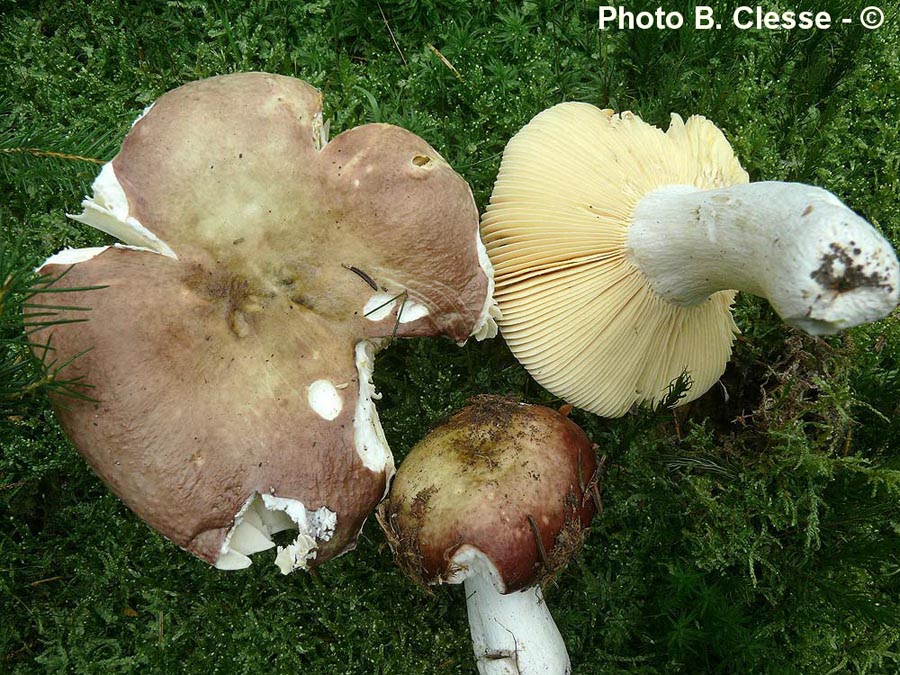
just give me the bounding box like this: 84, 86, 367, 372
68, 162, 178, 259
307, 380, 343, 421
629, 182, 900, 335
353, 340, 395, 484
469, 229, 501, 343
36, 244, 173, 273
447, 546, 571, 675
215, 492, 337, 574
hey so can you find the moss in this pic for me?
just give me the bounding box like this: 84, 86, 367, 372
2, 0, 899, 673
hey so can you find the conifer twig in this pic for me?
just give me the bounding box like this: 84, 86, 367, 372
0, 147, 104, 164
1, 238, 104, 420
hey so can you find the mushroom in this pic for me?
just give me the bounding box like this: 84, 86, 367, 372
482, 104, 900, 417
32, 72, 499, 572
378, 396, 599, 674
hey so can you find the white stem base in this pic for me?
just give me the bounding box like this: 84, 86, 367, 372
464, 575, 570, 675
628, 182, 900, 335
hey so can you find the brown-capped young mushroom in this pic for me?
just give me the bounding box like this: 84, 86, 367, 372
33, 73, 499, 573
482, 104, 900, 417
378, 397, 599, 675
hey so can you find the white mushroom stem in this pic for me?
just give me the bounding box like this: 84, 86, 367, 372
450, 548, 570, 675
628, 182, 900, 335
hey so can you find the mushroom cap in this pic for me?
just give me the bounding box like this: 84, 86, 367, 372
377, 397, 598, 593
34, 72, 491, 569
481, 103, 749, 417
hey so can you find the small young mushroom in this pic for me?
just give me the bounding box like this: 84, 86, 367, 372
482, 104, 900, 417
377, 396, 599, 675
32, 73, 499, 573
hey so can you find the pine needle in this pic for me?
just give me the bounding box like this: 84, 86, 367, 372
0, 147, 104, 164
0, 238, 103, 420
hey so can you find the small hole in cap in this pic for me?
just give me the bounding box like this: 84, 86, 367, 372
411, 155, 432, 168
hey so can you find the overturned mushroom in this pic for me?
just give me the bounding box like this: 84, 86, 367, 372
33, 72, 498, 572
378, 397, 599, 674
482, 104, 900, 417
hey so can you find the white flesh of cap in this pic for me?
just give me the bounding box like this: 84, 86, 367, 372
362, 291, 430, 324
36, 244, 169, 273
307, 379, 343, 420
448, 546, 571, 675
215, 492, 337, 574
363, 292, 397, 321
67, 161, 178, 259
398, 298, 430, 323
311, 111, 329, 151
470, 230, 501, 343
38, 246, 111, 268
628, 182, 900, 335
41, 109, 174, 271
130, 102, 155, 128
353, 340, 395, 482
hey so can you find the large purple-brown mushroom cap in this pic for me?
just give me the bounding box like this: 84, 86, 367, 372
33, 73, 497, 572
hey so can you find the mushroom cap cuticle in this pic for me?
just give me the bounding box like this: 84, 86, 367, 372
33, 72, 492, 572
378, 397, 598, 593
